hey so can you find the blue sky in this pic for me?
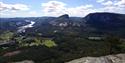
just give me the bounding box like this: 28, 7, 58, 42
0, 0, 125, 17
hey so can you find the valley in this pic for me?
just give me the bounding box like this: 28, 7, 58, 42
0, 12, 125, 63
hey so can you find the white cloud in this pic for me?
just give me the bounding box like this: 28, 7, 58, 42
1, 0, 125, 17
28, 11, 38, 16
97, 0, 105, 3
102, 1, 113, 6
41, 1, 94, 17
0, 2, 32, 17
41, 0, 125, 17
0, 11, 40, 17
96, 0, 125, 14
0, 2, 29, 11
41, 1, 66, 16
0, 11, 9, 16
114, 0, 125, 7
66, 5, 95, 16
115, 0, 125, 5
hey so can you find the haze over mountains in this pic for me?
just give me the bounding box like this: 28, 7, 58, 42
1, 12, 125, 37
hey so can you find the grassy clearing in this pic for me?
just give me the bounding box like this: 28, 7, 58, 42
42, 40, 57, 48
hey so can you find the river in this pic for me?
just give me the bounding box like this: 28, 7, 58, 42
17, 20, 35, 33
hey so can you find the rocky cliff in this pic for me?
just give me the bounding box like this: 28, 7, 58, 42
66, 54, 125, 63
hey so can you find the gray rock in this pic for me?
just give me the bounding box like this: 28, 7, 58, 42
11, 60, 34, 63
66, 54, 125, 63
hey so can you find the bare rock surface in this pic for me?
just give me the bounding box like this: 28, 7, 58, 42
11, 60, 34, 63
66, 54, 125, 63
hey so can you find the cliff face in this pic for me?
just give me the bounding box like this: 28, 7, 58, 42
66, 54, 125, 63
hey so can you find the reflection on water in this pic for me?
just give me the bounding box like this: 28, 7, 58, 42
17, 20, 35, 33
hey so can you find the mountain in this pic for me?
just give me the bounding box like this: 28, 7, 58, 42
49, 14, 70, 27
85, 12, 125, 30
49, 14, 84, 27
0, 12, 125, 37
84, 12, 125, 37
0, 18, 30, 32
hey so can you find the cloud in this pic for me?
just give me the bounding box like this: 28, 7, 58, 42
41, 1, 94, 17
96, 0, 125, 14
102, 1, 113, 6
1, 0, 125, 17
0, 2, 29, 11
0, 2, 31, 17
28, 11, 38, 16
0, 11, 10, 16
97, 0, 105, 3
41, 0, 125, 17
0, 10, 40, 17
115, 0, 125, 5
114, 0, 125, 7
41, 1, 66, 16
66, 5, 95, 16
97, 0, 125, 7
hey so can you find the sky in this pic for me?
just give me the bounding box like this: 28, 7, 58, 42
0, 0, 125, 17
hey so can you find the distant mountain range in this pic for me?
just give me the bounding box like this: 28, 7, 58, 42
0, 12, 125, 37
0, 12, 125, 63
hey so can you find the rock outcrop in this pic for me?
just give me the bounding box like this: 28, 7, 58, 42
49, 14, 70, 27
12, 60, 34, 63
66, 54, 125, 63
